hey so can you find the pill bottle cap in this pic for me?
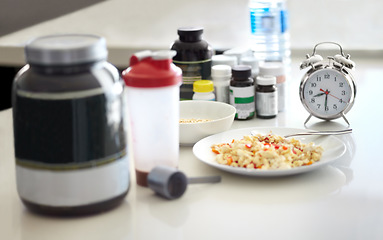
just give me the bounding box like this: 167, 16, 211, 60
241, 56, 259, 72
177, 27, 204, 42
232, 65, 252, 79
259, 62, 285, 76
256, 75, 276, 85
223, 47, 253, 63
211, 65, 231, 79
193, 80, 214, 92
212, 55, 237, 67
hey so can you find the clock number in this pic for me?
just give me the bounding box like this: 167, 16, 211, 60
324, 73, 330, 79
333, 104, 337, 110
339, 98, 343, 103
325, 105, 329, 111
341, 90, 346, 95
339, 82, 344, 87
317, 76, 322, 81
311, 98, 315, 103
317, 104, 321, 109
334, 76, 337, 82
309, 90, 313, 95
311, 83, 317, 87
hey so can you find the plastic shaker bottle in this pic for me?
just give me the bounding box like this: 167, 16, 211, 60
122, 50, 182, 187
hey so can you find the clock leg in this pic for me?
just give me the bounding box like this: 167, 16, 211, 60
341, 113, 350, 126
304, 114, 313, 126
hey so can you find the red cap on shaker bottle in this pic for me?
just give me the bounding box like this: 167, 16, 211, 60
122, 50, 182, 88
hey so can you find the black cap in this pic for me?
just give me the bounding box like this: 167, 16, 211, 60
177, 27, 203, 42
232, 65, 252, 79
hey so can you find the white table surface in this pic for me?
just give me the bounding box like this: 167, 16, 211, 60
1, 56, 383, 240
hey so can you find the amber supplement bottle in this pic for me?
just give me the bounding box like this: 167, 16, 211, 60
171, 27, 213, 100
12, 34, 129, 216
256, 75, 278, 118
229, 65, 255, 120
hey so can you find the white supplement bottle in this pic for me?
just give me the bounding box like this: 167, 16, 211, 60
211, 65, 231, 103
259, 62, 286, 112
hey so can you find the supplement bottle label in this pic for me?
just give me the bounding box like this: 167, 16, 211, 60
193, 93, 215, 101
214, 84, 230, 103
256, 91, 278, 116
173, 59, 212, 100
229, 86, 255, 119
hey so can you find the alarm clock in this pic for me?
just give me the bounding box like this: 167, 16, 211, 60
299, 42, 356, 126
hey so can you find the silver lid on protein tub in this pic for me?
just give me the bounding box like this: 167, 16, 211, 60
25, 34, 108, 65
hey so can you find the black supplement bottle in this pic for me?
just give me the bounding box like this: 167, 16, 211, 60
171, 27, 213, 100
12, 34, 130, 216
229, 65, 255, 120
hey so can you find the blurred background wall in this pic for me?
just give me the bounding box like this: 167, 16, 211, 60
0, 0, 104, 110
287, 0, 383, 51
1, 0, 381, 50
0, 0, 104, 36
0, 0, 381, 110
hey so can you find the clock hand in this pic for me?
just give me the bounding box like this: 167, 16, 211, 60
320, 88, 341, 100
325, 92, 328, 111
313, 92, 325, 97
320, 88, 329, 95
328, 93, 341, 100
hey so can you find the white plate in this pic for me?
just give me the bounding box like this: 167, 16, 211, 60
193, 127, 347, 177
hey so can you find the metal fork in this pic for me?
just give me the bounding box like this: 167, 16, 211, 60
283, 129, 352, 138
250, 129, 352, 138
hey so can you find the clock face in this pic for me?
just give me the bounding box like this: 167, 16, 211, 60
301, 68, 353, 119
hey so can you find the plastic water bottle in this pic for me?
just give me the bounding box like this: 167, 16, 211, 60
248, 0, 291, 64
